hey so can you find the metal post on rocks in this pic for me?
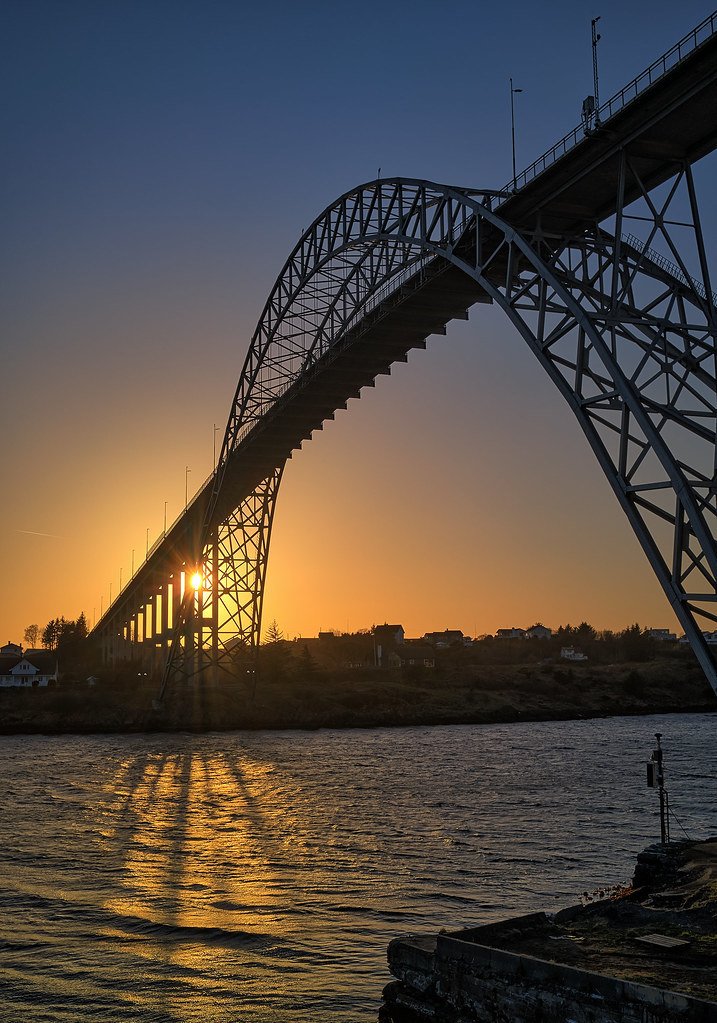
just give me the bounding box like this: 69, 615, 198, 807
646, 732, 670, 844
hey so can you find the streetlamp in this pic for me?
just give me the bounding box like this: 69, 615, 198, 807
146, 527, 150, 559
164, 501, 168, 535
131, 549, 135, 576
185, 466, 191, 512
213, 424, 220, 468
591, 17, 602, 126
510, 77, 523, 191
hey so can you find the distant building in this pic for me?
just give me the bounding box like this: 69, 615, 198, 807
495, 628, 526, 640
647, 629, 677, 641
373, 624, 404, 667
525, 625, 552, 640
0, 642, 22, 657
391, 643, 436, 669
0, 651, 58, 687
424, 630, 464, 648
560, 646, 588, 662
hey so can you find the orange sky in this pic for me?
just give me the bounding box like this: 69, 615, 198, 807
0, 304, 683, 646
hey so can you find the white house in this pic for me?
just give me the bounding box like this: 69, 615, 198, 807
0, 652, 58, 687
647, 629, 677, 641
525, 625, 552, 640
560, 646, 588, 662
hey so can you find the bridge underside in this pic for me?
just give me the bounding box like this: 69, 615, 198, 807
91, 22, 717, 697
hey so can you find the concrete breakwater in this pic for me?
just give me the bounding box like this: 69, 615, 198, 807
380, 839, 717, 1022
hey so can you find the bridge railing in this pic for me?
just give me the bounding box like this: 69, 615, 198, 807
622, 232, 717, 306
502, 10, 717, 198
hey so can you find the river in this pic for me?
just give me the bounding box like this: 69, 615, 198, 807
0, 712, 715, 1022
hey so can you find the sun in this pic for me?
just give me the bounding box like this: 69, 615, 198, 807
190, 571, 202, 590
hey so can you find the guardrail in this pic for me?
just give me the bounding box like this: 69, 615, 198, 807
622, 232, 717, 306
499, 10, 717, 198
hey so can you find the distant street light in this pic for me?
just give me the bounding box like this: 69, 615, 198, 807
119, 568, 123, 592
510, 77, 523, 191
146, 527, 150, 559
131, 549, 135, 576
213, 424, 220, 468
185, 466, 191, 512
164, 501, 168, 534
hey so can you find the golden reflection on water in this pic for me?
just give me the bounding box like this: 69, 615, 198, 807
98, 749, 308, 1017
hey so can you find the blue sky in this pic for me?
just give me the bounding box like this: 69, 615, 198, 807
2, 0, 716, 641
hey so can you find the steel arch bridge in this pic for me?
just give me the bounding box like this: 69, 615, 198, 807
92, 12, 717, 697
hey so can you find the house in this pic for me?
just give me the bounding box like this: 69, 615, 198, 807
525, 625, 552, 640
0, 651, 58, 687
423, 630, 464, 649
390, 642, 436, 669
373, 624, 404, 667
647, 629, 677, 641
495, 627, 526, 639
0, 642, 22, 657
560, 646, 588, 662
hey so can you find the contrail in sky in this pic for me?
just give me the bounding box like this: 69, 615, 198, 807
15, 529, 66, 540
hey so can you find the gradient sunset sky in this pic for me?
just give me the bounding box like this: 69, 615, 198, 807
3, 0, 716, 645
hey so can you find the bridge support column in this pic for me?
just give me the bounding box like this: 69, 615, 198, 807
160, 465, 284, 694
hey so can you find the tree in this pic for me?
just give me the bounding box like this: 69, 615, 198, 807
296, 644, 317, 678
264, 618, 284, 644
23, 624, 40, 649
575, 621, 597, 643
42, 617, 67, 651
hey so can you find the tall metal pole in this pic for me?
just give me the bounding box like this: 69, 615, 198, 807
510, 77, 523, 191
146, 527, 150, 560
592, 17, 601, 126
131, 549, 135, 576
653, 732, 669, 844
185, 466, 191, 512
164, 501, 168, 535
213, 424, 220, 468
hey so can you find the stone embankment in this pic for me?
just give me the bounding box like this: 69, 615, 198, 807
380, 839, 717, 1022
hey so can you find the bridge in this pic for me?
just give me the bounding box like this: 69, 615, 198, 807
91, 11, 717, 697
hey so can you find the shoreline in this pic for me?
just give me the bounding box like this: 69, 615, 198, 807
1, 679, 715, 736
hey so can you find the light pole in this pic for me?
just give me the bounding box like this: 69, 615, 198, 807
185, 466, 191, 512
146, 527, 150, 559
510, 77, 523, 191
131, 549, 135, 576
164, 501, 168, 534
591, 17, 602, 127
213, 424, 220, 468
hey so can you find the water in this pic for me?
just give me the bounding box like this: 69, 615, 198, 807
0, 712, 715, 1022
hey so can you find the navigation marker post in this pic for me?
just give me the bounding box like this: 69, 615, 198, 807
646, 732, 670, 844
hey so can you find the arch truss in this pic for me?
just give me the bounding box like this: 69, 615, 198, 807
158, 162, 716, 694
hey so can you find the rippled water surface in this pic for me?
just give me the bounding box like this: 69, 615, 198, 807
1, 713, 715, 1022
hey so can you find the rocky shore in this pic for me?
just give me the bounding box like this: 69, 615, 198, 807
380, 838, 717, 1021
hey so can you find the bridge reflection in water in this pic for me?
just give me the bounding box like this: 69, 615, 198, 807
91, 12, 717, 696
